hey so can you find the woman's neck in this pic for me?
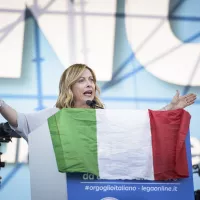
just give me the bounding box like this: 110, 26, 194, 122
73, 102, 91, 108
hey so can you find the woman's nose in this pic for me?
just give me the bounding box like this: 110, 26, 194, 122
87, 80, 92, 87
86, 80, 92, 87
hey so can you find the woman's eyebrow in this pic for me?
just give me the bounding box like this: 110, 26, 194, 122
79, 76, 93, 78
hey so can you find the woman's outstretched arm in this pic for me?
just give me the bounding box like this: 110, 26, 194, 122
0, 100, 18, 127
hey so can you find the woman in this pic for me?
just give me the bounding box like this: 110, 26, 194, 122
0, 63, 197, 141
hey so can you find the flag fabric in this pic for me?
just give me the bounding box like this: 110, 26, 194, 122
48, 108, 190, 181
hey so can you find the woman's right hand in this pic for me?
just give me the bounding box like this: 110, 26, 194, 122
0, 99, 18, 127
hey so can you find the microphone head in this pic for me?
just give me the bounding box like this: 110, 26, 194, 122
86, 100, 93, 107
92, 100, 96, 104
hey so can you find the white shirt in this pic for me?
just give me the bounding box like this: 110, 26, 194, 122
10, 107, 59, 142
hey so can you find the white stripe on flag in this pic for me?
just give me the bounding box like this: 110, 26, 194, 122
96, 109, 154, 180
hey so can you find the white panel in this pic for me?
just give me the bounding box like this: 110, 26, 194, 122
26, 0, 116, 81
18, 138, 28, 163
37, 14, 70, 68
2, 138, 28, 163
37, 0, 68, 12
191, 137, 200, 166
74, 0, 116, 13
0, 1, 25, 78
29, 122, 67, 200
0, 0, 115, 80
1, 138, 17, 163
76, 16, 115, 80
125, 0, 200, 86
0, 0, 25, 9
126, 0, 169, 16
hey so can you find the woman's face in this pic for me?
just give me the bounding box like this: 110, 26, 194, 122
71, 68, 96, 108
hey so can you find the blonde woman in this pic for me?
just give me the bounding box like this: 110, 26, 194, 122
0, 64, 197, 142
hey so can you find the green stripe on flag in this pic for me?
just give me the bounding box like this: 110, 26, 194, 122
48, 108, 99, 176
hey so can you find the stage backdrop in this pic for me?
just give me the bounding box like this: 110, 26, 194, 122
0, 1, 200, 200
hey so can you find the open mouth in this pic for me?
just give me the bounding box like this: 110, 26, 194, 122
83, 90, 93, 96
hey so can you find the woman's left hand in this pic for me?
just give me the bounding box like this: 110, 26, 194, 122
169, 90, 197, 110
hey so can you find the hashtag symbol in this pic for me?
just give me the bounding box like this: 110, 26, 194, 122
85, 186, 89, 190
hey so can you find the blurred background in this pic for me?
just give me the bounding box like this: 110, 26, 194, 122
0, 0, 200, 199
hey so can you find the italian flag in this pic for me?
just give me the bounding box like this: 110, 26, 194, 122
48, 108, 190, 181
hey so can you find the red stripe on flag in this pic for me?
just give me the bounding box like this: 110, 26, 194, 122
148, 109, 190, 180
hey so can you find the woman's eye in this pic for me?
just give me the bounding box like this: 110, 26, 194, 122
78, 79, 84, 83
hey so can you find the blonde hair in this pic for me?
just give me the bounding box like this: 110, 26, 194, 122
56, 64, 104, 109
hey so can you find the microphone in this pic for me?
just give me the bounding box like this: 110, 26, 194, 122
86, 100, 95, 108
86, 100, 104, 109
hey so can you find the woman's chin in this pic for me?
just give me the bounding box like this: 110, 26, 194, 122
84, 96, 94, 101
